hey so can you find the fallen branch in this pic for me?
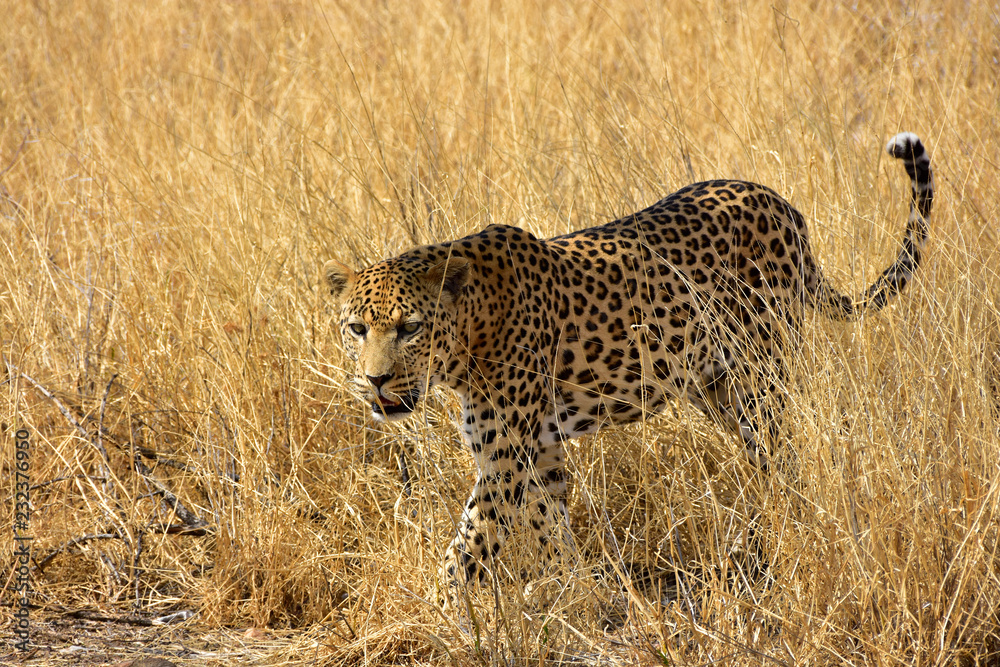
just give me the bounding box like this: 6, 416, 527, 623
147, 522, 211, 537
60, 608, 156, 626
133, 456, 212, 534
7, 362, 89, 440
34, 521, 211, 574
134, 446, 198, 474
34, 533, 122, 573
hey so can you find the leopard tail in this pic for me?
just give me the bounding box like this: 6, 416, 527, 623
810, 132, 933, 319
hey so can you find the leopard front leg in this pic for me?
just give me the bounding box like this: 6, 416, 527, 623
443, 386, 570, 588
531, 436, 576, 560
442, 467, 521, 585
443, 461, 577, 590
441, 395, 530, 587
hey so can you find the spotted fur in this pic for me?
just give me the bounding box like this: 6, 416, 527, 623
323, 133, 932, 586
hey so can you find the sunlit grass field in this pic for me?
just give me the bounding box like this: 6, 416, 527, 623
2, 1, 999, 664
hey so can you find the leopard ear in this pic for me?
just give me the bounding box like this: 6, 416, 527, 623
424, 256, 470, 299
323, 259, 356, 301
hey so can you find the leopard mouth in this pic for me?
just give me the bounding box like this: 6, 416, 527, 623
371, 388, 421, 420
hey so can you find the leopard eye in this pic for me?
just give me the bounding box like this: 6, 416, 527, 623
347, 322, 367, 337
398, 321, 422, 337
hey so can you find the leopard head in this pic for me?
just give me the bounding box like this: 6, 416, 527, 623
323, 255, 469, 421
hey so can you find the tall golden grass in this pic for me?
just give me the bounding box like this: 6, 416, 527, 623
2, 0, 999, 664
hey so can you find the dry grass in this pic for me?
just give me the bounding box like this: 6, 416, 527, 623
2, 0, 999, 664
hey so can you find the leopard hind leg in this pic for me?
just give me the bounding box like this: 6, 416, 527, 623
694, 338, 785, 473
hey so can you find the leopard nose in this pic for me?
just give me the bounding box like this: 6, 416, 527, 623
366, 373, 394, 389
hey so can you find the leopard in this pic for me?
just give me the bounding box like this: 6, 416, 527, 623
323, 133, 933, 588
